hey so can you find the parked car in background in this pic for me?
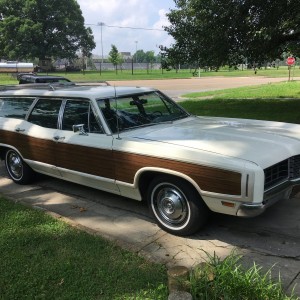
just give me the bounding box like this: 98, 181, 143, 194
0, 83, 300, 236
18, 73, 72, 84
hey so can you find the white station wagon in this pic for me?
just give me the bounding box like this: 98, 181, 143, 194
0, 83, 300, 236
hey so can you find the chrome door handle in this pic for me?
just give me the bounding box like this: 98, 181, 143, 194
53, 136, 65, 141
15, 128, 25, 132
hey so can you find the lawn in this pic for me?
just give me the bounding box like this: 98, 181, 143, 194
183, 81, 300, 99
180, 81, 300, 124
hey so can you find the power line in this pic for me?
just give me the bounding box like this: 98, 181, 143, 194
85, 23, 165, 32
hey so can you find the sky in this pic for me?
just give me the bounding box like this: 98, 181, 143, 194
76, 0, 176, 57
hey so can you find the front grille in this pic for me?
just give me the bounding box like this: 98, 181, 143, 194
289, 155, 300, 179
264, 155, 300, 190
264, 160, 289, 190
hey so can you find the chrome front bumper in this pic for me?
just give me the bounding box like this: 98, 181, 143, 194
237, 179, 300, 217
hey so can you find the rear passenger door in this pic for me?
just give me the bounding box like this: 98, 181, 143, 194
26, 98, 63, 176
53, 99, 119, 193
0, 97, 63, 177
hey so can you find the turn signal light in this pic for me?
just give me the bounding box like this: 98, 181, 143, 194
221, 201, 235, 208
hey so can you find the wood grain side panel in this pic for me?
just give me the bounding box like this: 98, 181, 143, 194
0, 130, 56, 165
55, 143, 115, 179
114, 151, 241, 195
0, 129, 241, 195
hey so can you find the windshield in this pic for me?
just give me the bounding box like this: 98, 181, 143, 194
97, 91, 189, 133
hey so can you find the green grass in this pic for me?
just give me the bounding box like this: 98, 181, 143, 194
181, 98, 300, 124
183, 81, 300, 99
189, 252, 298, 300
0, 197, 168, 300
0, 69, 194, 85
196, 65, 300, 78
180, 81, 300, 124
0, 65, 299, 85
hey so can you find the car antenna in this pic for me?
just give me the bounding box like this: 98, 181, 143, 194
114, 85, 121, 140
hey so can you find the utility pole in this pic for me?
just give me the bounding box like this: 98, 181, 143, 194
135, 41, 138, 63
98, 22, 105, 64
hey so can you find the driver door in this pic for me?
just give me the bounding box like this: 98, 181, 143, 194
53, 98, 119, 193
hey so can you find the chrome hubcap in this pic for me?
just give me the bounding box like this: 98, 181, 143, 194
154, 185, 188, 226
7, 152, 23, 179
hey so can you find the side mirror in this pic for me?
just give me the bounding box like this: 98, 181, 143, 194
72, 124, 88, 136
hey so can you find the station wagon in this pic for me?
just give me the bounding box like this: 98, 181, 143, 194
1, 83, 300, 235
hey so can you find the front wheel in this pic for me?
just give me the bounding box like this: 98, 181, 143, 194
5, 149, 35, 184
147, 176, 209, 236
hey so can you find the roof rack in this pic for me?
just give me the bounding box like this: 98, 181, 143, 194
0, 81, 111, 92
0, 82, 76, 92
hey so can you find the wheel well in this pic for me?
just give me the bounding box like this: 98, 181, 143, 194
0, 146, 8, 160
138, 171, 202, 202
138, 171, 157, 201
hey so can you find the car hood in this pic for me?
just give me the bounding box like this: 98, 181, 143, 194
132, 116, 300, 168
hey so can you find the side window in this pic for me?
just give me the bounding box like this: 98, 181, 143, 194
62, 100, 103, 133
0, 97, 35, 119
28, 98, 62, 129
89, 106, 104, 133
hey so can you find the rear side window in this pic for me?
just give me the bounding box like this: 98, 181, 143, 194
0, 97, 35, 119
28, 98, 62, 129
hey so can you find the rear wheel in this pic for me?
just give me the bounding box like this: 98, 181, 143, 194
147, 175, 209, 236
5, 149, 35, 184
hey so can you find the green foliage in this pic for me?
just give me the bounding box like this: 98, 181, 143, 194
164, 0, 300, 68
132, 50, 158, 63
189, 252, 298, 300
0, 0, 95, 60
108, 44, 123, 73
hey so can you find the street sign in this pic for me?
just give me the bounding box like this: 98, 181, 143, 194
286, 56, 295, 65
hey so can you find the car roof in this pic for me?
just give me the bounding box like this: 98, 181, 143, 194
0, 84, 157, 99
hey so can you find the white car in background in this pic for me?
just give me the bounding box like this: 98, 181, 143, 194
0, 83, 299, 236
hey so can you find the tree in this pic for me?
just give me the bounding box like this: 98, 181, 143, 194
133, 49, 145, 63
145, 51, 156, 63
159, 45, 185, 72
164, 0, 300, 69
0, 0, 95, 61
108, 44, 123, 74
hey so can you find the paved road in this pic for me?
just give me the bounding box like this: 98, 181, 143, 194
108, 76, 299, 100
